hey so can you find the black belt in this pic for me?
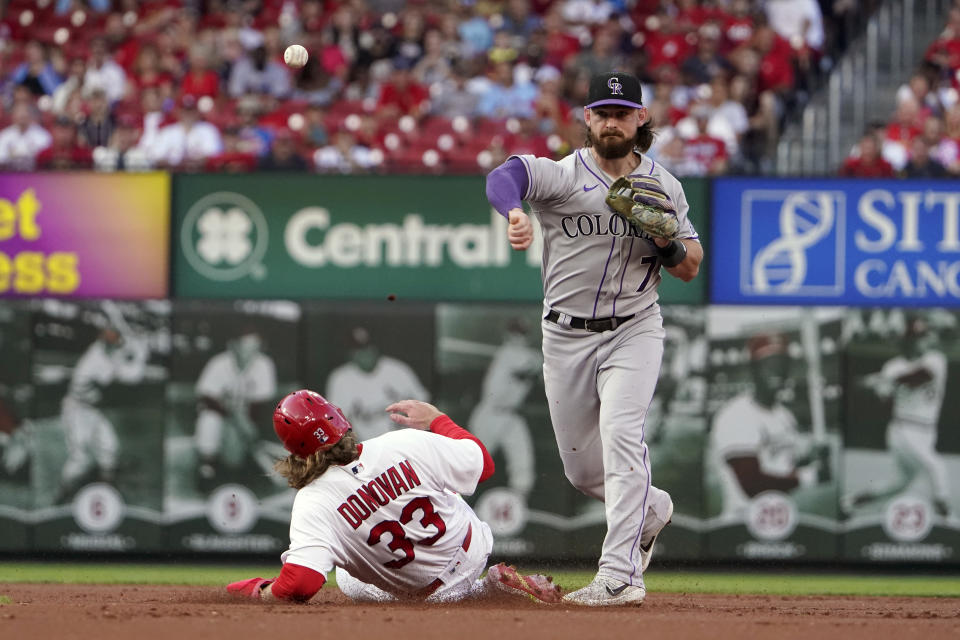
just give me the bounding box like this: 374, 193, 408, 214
545, 309, 635, 333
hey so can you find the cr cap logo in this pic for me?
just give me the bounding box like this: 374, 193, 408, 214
741, 190, 845, 297
607, 77, 623, 95
181, 192, 269, 281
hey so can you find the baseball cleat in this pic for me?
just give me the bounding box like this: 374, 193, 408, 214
639, 491, 674, 572
485, 563, 562, 604
562, 576, 645, 607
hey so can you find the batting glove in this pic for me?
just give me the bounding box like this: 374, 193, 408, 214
227, 577, 274, 599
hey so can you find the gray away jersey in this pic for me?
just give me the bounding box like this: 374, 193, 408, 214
512, 149, 698, 319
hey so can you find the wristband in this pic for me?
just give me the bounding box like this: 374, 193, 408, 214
656, 239, 687, 267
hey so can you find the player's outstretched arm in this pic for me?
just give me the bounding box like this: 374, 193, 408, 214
227, 563, 327, 602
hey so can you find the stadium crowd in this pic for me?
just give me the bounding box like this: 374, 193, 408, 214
0, 0, 869, 176
842, 0, 960, 178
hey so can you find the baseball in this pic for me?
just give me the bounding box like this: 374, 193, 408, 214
284, 44, 308, 68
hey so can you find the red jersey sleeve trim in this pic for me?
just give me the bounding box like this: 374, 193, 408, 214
271, 563, 326, 601
429, 415, 495, 483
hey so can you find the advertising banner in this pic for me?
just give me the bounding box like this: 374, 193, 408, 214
172, 174, 707, 304
30, 300, 170, 552
0, 301, 33, 550
711, 179, 960, 306
840, 309, 960, 562
704, 307, 843, 560
0, 173, 170, 299
163, 300, 302, 554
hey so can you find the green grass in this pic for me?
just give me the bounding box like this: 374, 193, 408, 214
0, 595, 12, 605
0, 564, 958, 597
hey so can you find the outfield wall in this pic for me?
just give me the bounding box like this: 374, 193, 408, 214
1, 173, 958, 563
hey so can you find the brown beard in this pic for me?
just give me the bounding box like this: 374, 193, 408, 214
584, 120, 655, 154
588, 130, 635, 159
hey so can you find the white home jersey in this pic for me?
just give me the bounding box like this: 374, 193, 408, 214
709, 394, 801, 516
195, 351, 277, 411
511, 149, 698, 319
881, 351, 947, 427
326, 357, 429, 439
280, 429, 487, 594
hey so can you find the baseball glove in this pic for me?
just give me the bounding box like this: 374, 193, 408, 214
605, 176, 680, 241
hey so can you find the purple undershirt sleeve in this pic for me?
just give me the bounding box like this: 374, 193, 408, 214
485, 157, 529, 219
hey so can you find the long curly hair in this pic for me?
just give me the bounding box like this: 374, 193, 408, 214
274, 432, 360, 490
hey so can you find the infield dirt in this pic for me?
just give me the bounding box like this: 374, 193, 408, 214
0, 584, 957, 640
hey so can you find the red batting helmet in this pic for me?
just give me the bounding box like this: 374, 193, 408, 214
273, 390, 352, 457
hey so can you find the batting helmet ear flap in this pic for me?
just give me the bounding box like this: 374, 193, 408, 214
273, 390, 352, 457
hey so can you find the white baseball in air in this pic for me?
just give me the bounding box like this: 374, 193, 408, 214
284, 44, 309, 68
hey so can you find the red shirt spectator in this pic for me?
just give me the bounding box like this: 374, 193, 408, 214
840, 135, 894, 177
377, 61, 430, 120
36, 117, 94, 170
754, 27, 795, 93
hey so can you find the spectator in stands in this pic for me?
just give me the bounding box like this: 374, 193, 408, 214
707, 74, 749, 156
303, 103, 330, 147
376, 57, 431, 122
532, 65, 574, 141
413, 29, 453, 88
722, 0, 756, 52
457, 4, 495, 58
182, 44, 221, 99
78, 88, 116, 149
561, 0, 617, 25
145, 94, 223, 169
566, 22, 624, 78
83, 36, 128, 103
0, 102, 52, 170
682, 104, 729, 175
430, 63, 480, 120
896, 69, 943, 117
235, 94, 274, 157
394, 10, 428, 70
764, 0, 825, 58
258, 128, 308, 171
883, 96, 924, 171
94, 114, 151, 172
293, 58, 344, 107
840, 132, 893, 177
51, 57, 87, 115
902, 136, 948, 178
939, 104, 960, 173
680, 25, 732, 86
540, 5, 580, 70
501, 0, 543, 43
314, 128, 378, 173
36, 116, 93, 170
229, 45, 291, 98
477, 61, 536, 120
11, 41, 62, 97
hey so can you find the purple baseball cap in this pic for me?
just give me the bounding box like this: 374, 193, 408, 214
586, 71, 643, 109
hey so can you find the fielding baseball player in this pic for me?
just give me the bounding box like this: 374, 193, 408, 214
484, 71, 702, 606
709, 334, 828, 520
326, 327, 429, 440
226, 390, 561, 604
56, 325, 149, 502
194, 329, 277, 484
467, 320, 541, 498
845, 315, 951, 517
